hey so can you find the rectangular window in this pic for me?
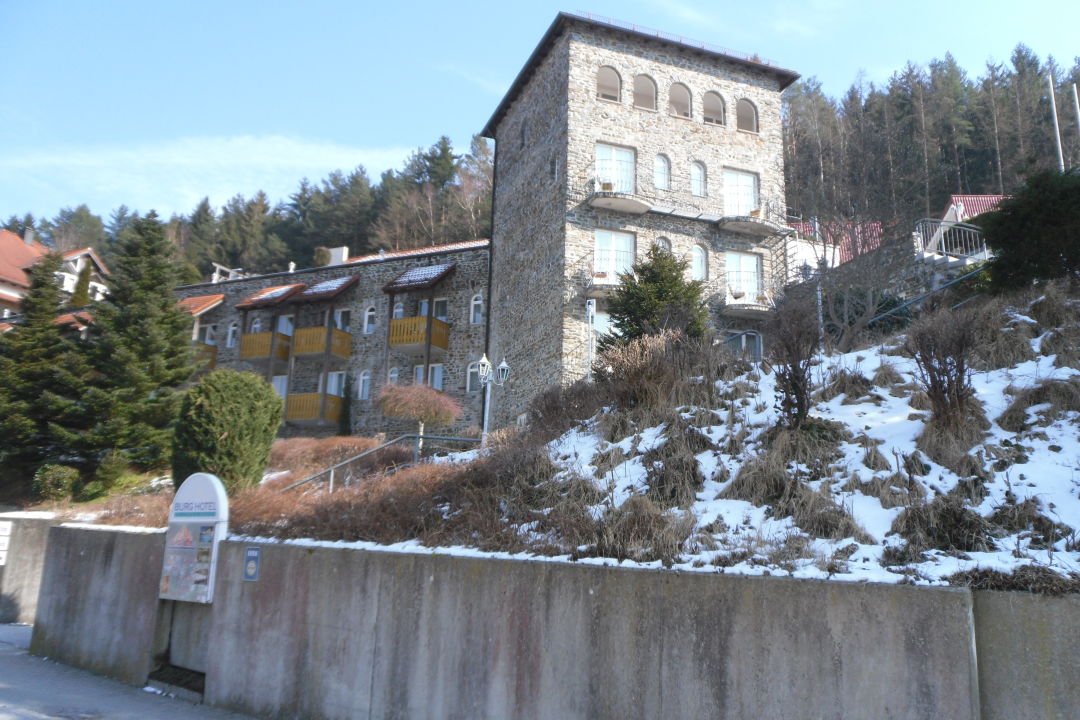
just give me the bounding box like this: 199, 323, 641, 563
277, 314, 294, 337
419, 298, 448, 322
594, 230, 635, 280
725, 251, 761, 298
271, 375, 288, 398
723, 169, 760, 217
595, 143, 635, 193
333, 308, 351, 332
197, 323, 217, 346
323, 371, 346, 397
414, 364, 444, 391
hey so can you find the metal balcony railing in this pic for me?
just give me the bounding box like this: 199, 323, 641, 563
594, 158, 636, 194
914, 219, 990, 261
593, 249, 636, 283
724, 270, 767, 304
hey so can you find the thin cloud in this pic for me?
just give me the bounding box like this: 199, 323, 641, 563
0, 136, 412, 218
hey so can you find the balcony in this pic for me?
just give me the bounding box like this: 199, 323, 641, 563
239, 332, 291, 361
285, 393, 342, 425
195, 342, 217, 369
721, 271, 773, 318
717, 201, 788, 237
588, 249, 635, 296
291, 326, 352, 359
587, 159, 650, 214
389, 316, 449, 356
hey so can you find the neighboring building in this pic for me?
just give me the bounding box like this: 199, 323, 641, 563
175, 241, 490, 436
481, 12, 799, 425
0, 229, 110, 317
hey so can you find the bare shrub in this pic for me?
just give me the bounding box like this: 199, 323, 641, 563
996, 378, 1080, 432
891, 495, 997, 553
944, 565, 1080, 596
527, 379, 612, 443
904, 304, 979, 426
766, 296, 820, 429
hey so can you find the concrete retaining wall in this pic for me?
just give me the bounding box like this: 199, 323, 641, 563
205, 542, 979, 720
974, 590, 1080, 720
29, 524, 166, 685
0, 513, 56, 623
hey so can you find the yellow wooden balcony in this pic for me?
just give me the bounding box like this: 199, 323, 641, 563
239, 332, 291, 361
195, 342, 218, 369
388, 316, 449, 355
291, 326, 352, 358
285, 393, 342, 424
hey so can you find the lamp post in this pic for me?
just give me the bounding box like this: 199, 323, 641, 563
478, 353, 510, 447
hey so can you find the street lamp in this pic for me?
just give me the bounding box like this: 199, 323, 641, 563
478, 353, 510, 446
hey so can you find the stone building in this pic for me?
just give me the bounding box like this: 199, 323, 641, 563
174, 240, 490, 436
481, 12, 800, 426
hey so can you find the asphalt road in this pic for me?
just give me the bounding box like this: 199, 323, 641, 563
0, 624, 255, 720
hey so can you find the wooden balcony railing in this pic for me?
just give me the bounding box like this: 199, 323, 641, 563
291, 326, 352, 358
239, 332, 291, 361
388, 316, 450, 353
195, 342, 218, 369
285, 393, 342, 424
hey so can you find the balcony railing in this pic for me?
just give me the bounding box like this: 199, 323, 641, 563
239, 331, 291, 361
914, 218, 990, 262
724, 270, 769, 305
291, 326, 352, 358
195, 342, 218, 369
592, 249, 636, 285
388, 316, 450, 354
589, 159, 650, 214
285, 393, 342, 424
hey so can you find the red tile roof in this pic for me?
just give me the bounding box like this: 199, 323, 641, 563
0, 229, 49, 289
348, 239, 489, 264
789, 220, 884, 263
235, 283, 306, 309
0, 322, 12, 333
0, 287, 22, 304
943, 195, 1007, 222
54, 311, 94, 329
178, 293, 225, 316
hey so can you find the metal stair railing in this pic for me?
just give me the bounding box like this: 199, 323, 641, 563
278, 433, 480, 493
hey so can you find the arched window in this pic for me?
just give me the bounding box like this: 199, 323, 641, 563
357, 371, 371, 400
691, 162, 707, 197
392, 302, 404, 319
226, 322, 239, 348
249, 317, 262, 333
691, 246, 708, 280
470, 294, 484, 325
467, 361, 481, 393
655, 237, 672, 252
597, 66, 621, 102
736, 98, 758, 132
633, 75, 656, 109
668, 83, 691, 118
363, 306, 376, 334
653, 154, 670, 190
388, 367, 399, 385
703, 92, 725, 125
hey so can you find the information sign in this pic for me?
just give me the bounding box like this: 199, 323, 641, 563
159, 473, 228, 603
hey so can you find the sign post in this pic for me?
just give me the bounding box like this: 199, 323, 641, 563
159, 473, 228, 604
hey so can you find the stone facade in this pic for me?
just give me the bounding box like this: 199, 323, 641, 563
484, 13, 798, 425
175, 242, 490, 437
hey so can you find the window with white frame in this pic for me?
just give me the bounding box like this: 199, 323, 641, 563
392, 302, 404, 319
363, 306, 376, 334
226, 322, 239, 348
723, 168, 759, 216
691, 162, 707, 197
324, 371, 346, 397
388, 367, 400, 385
249, 317, 262, 333
333, 308, 351, 332
653, 154, 670, 190
277, 314, 294, 337
597, 66, 621, 101
725, 251, 761, 299
594, 229, 635, 280
197, 323, 217, 346
595, 143, 635, 194
467, 361, 480, 393
414, 363, 444, 391
691, 246, 708, 281
357, 370, 371, 400
419, 298, 449, 322
470, 294, 484, 324
271, 375, 288, 398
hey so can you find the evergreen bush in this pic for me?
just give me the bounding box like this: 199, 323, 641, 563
171, 369, 283, 494
31, 464, 79, 501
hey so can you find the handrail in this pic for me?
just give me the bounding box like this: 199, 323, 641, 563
278, 433, 481, 493
866, 264, 987, 326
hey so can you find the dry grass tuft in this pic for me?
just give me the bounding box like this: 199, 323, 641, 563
1039, 328, 1080, 369
819, 368, 875, 403
944, 565, 1080, 596
891, 495, 997, 553
996, 378, 1080, 433
871, 361, 904, 387
527, 379, 612, 443
90, 492, 172, 527
970, 301, 1037, 371
915, 409, 988, 477
989, 498, 1072, 549
269, 436, 411, 484
583, 495, 696, 566
1027, 281, 1079, 329
857, 434, 891, 471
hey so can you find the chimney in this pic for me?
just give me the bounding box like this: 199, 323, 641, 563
23, 228, 36, 246
326, 246, 349, 266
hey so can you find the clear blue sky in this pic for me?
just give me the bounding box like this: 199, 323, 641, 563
2, 0, 1077, 222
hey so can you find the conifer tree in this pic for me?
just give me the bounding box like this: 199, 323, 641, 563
67, 263, 93, 308
0, 254, 89, 483
77, 213, 197, 470
603, 246, 709, 348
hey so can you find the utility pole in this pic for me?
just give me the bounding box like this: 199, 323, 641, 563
1048, 73, 1065, 172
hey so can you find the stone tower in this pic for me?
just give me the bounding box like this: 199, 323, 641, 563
482, 13, 799, 426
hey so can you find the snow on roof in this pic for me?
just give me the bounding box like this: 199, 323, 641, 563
235, 283, 306, 309
383, 263, 456, 293
294, 275, 359, 301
